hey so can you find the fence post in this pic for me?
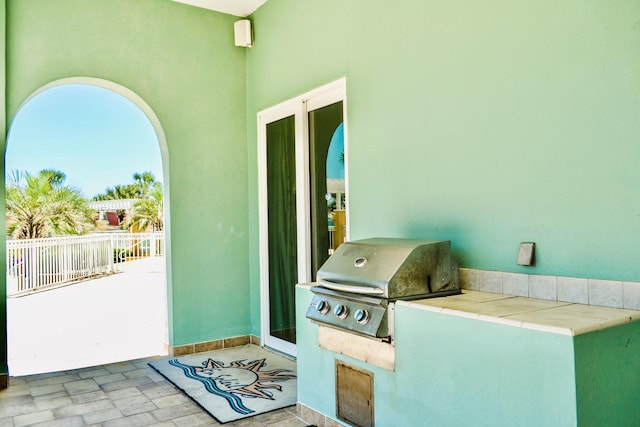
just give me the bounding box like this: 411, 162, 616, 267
150, 233, 157, 257
29, 244, 36, 291
109, 234, 115, 273
62, 240, 68, 283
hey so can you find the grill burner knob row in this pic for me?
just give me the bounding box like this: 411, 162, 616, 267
334, 304, 349, 319
315, 300, 330, 315
354, 309, 370, 325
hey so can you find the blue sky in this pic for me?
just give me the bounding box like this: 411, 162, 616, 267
6, 84, 163, 199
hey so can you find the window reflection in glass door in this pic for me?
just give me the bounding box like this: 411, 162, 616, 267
308, 102, 344, 279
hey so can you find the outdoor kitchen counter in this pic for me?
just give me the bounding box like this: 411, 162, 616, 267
401, 289, 640, 335
296, 285, 640, 426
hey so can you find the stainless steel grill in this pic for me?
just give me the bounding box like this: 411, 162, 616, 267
306, 238, 460, 340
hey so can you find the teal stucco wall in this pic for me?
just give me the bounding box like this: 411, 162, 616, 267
574, 322, 640, 426
246, 0, 640, 330
3, 0, 250, 349
0, 0, 7, 380
1, 0, 640, 380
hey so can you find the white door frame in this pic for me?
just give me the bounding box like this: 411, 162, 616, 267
257, 77, 348, 356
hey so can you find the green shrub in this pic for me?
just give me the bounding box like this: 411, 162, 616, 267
113, 248, 133, 263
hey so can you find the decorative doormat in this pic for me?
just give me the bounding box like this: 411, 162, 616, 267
148, 344, 297, 423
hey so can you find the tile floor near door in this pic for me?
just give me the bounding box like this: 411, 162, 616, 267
0, 356, 307, 427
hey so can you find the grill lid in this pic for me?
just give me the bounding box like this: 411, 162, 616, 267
316, 238, 459, 299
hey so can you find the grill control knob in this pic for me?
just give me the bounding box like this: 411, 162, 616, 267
354, 309, 370, 325
334, 304, 349, 319
315, 300, 330, 315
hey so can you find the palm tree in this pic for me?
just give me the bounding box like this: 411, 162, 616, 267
6, 169, 95, 239
133, 171, 157, 199
92, 184, 138, 201
92, 171, 159, 201
92, 171, 163, 226
122, 183, 163, 232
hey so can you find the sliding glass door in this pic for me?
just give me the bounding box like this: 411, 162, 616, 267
258, 79, 347, 356
265, 115, 298, 345
309, 102, 345, 278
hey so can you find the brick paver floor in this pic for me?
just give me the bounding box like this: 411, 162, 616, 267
0, 356, 307, 426
3, 258, 309, 426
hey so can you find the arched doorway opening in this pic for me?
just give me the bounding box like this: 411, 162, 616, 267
4, 78, 171, 375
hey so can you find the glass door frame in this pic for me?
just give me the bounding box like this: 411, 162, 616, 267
257, 78, 348, 356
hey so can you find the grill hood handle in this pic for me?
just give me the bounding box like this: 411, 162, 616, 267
317, 279, 385, 295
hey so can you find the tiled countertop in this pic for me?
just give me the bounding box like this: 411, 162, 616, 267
399, 290, 640, 335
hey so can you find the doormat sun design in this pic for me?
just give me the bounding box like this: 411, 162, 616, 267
148, 344, 297, 423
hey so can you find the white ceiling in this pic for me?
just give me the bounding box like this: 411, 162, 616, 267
173, 0, 268, 17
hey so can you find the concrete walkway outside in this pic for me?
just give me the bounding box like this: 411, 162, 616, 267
7, 257, 168, 377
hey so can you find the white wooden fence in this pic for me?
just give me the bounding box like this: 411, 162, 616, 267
6, 232, 164, 296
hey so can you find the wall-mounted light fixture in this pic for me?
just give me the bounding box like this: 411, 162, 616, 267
234, 19, 253, 48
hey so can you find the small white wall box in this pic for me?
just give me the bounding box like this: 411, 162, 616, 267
517, 242, 535, 266
234, 19, 253, 47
